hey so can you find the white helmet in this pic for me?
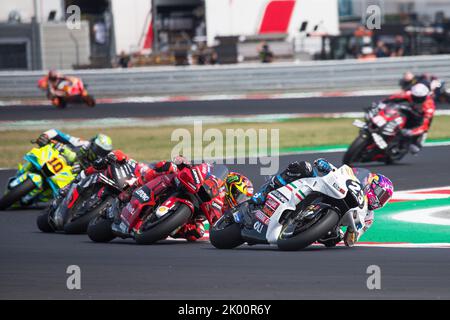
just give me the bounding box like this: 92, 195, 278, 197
410, 83, 430, 103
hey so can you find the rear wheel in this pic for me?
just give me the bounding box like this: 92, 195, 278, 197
84, 95, 96, 107
277, 209, 339, 251
135, 204, 191, 245
0, 178, 36, 210
210, 215, 243, 249
343, 135, 370, 165
87, 215, 115, 242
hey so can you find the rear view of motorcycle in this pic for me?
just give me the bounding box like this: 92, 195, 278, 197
37, 159, 136, 234
210, 165, 367, 251
343, 102, 411, 165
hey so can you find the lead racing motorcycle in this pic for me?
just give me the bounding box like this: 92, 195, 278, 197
210, 165, 367, 251
0, 141, 75, 210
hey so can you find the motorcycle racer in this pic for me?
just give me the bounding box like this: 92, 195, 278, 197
38, 70, 84, 101
251, 159, 393, 247
36, 129, 113, 174
384, 83, 436, 154
116, 157, 254, 242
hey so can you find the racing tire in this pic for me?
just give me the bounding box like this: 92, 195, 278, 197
87, 215, 115, 243
135, 204, 191, 245
36, 212, 55, 233
343, 135, 369, 165
53, 97, 67, 109
210, 216, 244, 249
277, 209, 340, 251
64, 196, 114, 234
0, 178, 36, 210
84, 95, 96, 107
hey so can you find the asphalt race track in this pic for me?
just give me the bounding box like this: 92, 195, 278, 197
1, 146, 449, 299
0, 95, 416, 121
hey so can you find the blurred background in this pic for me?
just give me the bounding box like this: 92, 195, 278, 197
1, 0, 450, 71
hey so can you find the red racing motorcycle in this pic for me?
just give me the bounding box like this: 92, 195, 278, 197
38, 76, 96, 108
87, 162, 228, 244
343, 102, 410, 165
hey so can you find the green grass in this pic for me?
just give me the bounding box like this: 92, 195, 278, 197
1, 115, 450, 168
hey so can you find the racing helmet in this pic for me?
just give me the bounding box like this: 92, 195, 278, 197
410, 83, 430, 104
224, 172, 254, 207
48, 70, 58, 82
172, 155, 191, 169
365, 173, 394, 210
87, 134, 113, 161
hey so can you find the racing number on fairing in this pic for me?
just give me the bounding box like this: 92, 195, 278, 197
347, 180, 365, 208
48, 157, 63, 173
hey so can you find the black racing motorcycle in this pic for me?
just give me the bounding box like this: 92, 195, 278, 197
37, 160, 137, 234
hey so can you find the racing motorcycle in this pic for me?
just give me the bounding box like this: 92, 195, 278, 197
210, 165, 367, 251
37, 159, 137, 234
87, 163, 228, 245
343, 102, 410, 165
38, 76, 96, 108
0, 141, 75, 210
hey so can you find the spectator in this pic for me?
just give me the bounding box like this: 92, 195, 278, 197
117, 51, 130, 68
259, 41, 274, 63
391, 35, 405, 57
374, 40, 390, 58
93, 21, 107, 45
210, 49, 218, 65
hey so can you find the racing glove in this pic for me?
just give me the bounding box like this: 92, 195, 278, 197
314, 158, 332, 174
36, 134, 50, 147
401, 129, 414, 137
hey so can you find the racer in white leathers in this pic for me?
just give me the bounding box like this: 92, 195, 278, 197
251, 159, 393, 247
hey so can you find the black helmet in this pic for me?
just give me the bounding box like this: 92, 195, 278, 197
48, 70, 58, 82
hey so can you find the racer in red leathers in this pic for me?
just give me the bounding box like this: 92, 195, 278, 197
383, 83, 436, 154
118, 156, 254, 242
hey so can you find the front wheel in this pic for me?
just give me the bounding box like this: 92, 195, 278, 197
36, 212, 55, 233
64, 196, 113, 234
135, 204, 191, 245
277, 209, 339, 251
87, 215, 115, 243
210, 215, 243, 249
0, 178, 37, 210
343, 135, 370, 165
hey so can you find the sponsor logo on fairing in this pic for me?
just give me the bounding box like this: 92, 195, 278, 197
255, 210, 270, 225
135, 188, 150, 202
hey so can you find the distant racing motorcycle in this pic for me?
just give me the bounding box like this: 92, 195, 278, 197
343, 102, 411, 165
38, 76, 96, 108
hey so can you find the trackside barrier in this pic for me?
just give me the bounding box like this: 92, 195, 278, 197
0, 55, 449, 99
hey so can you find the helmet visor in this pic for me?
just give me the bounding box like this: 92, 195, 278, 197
373, 182, 391, 206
